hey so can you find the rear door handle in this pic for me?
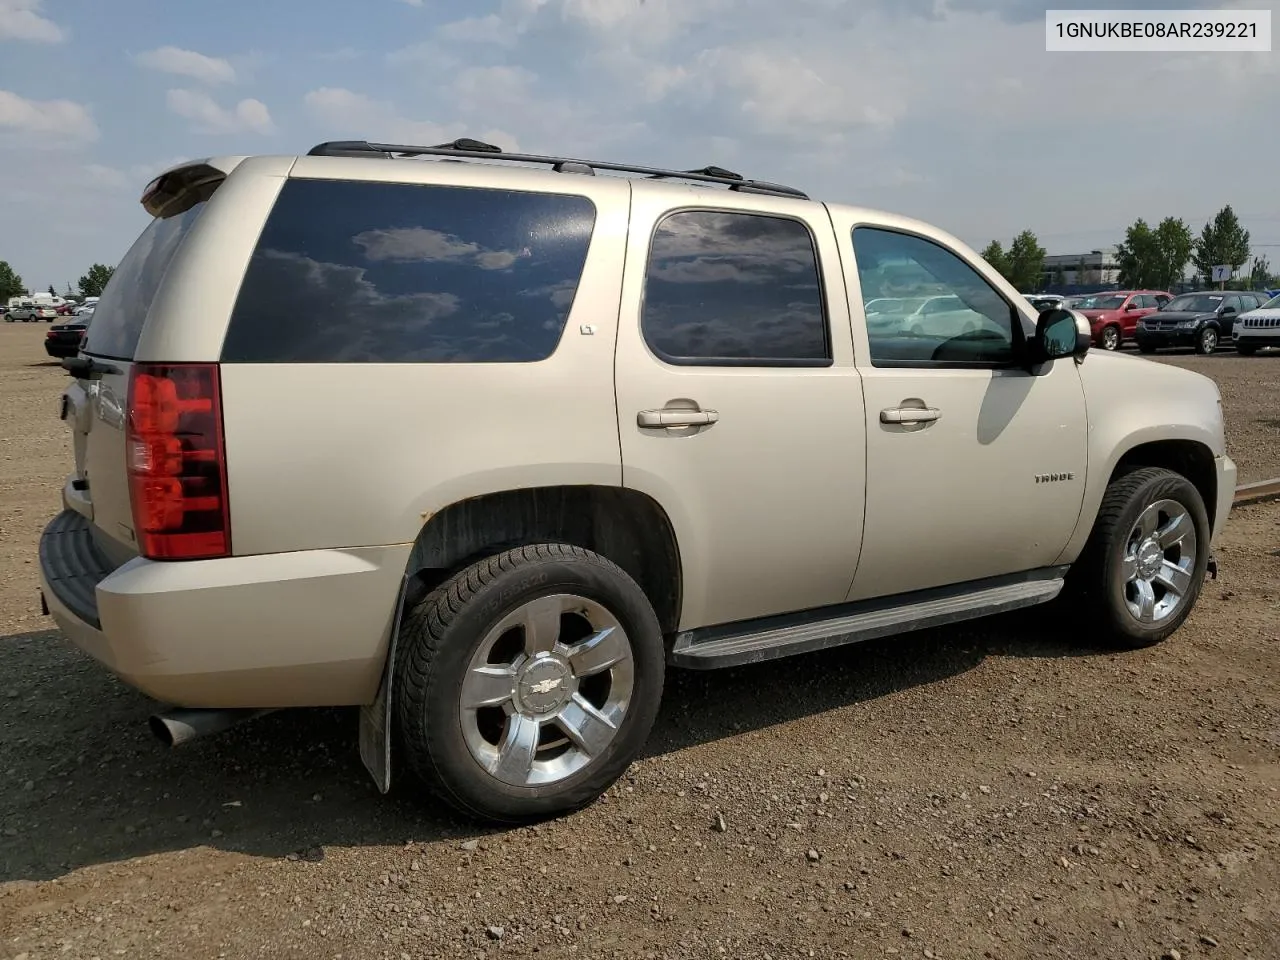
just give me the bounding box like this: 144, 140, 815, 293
637, 408, 720, 428
880, 406, 941, 424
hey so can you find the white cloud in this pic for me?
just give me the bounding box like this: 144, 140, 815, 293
0, 89, 96, 141
135, 46, 237, 85
395, 0, 424, 5
437, 14, 515, 45
166, 89, 274, 135
0, 0, 64, 43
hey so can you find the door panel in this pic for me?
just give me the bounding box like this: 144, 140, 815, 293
828, 211, 1089, 601
615, 191, 866, 631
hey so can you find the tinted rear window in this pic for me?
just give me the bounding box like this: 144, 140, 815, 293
82, 194, 211, 360
220, 179, 597, 363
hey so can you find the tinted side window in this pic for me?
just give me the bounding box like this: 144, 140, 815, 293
83, 192, 211, 360
641, 210, 829, 365
221, 179, 597, 363
852, 227, 1018, 368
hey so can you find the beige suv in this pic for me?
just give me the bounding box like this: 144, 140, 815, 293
38, 139, 1236, 823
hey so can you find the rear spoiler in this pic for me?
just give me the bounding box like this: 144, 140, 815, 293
140, 156, 247, 218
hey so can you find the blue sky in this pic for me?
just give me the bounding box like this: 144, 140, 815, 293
2, 0, 1279, 293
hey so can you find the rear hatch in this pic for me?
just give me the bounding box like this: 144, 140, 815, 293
62, 165, 226, 565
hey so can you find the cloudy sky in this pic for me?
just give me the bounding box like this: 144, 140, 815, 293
2, 0, 1278, 292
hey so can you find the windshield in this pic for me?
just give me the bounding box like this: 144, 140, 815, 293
1164, 294, 1223, 313
1261, 294, 1280, 309
1079, 295, 1126, 310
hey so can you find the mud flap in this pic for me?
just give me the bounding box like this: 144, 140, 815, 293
358, 574, 410, 794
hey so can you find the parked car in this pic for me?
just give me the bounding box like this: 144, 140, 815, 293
7, 299, 58, 322
1073, 290, 1172, 350
1026, 294, 1068, 312
39, 141, 1235, 824
1232, 293, 1280, 356
44, 312, 92, 358
1135, 290, 1269, 354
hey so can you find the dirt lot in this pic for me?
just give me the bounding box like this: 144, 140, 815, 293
1, 323, 1278, 960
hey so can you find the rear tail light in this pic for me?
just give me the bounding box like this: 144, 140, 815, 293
126, 363, 230, 560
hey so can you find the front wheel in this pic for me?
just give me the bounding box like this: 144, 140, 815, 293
1236, 344, 1257, 357
1195, 326, 1219, 354
1137, 342, 1157, 355
1065, 467, 1210, 649
1100, 325, 1121, 351
394, 543, 665, 824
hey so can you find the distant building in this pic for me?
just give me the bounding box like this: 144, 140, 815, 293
1041, 248, 1120, 288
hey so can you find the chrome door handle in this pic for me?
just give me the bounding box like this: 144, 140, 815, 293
637, 408, 720, 428
880, 406, 941, 424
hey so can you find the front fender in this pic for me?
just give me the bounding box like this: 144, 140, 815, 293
1055, 352, 1225, 564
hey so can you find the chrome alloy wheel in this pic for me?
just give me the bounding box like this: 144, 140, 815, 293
1120, 499, 1198, 624
1102, 326, 1120, 350
459, 594, 634, 787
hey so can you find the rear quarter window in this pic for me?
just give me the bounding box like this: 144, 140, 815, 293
220, 179, 597, 363
82, 192, 212, 360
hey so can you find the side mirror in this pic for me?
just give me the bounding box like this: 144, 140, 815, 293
1220, 306, 1235, 315
1029, 309, 1088, 364
1125, 303, 1139, 310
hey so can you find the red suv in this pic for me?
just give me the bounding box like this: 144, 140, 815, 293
1074, 290, 1172, 350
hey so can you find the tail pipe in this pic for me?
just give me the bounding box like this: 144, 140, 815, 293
149, 707, 277, 747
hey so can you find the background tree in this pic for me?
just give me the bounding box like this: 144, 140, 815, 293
0, 260, 24, 300
1192, 204, 1251, 285
78, 264, 115, 299
1051, 264, 1066, 289
980, 240, 1009, 279
1249, 254, 1274, 291
1115, 219, 1156, 288
1075, 257, 1092, 286
1116, 217, 1192, 290
1152, 217, 1193, 290
1007, 230, 1047, 292
47, 284, 57, 297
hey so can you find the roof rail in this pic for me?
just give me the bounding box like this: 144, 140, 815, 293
305, 139, 809, 200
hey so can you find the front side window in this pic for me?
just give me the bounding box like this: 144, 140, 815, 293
641, 209, 829, 365
221, 179, 597, 363
851, 227, 1018, 367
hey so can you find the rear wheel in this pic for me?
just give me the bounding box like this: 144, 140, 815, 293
1100, 325, 1121, 351
1195, 326, 1219, 354
1065, 467, 1209, 649
394, 543, 665, 824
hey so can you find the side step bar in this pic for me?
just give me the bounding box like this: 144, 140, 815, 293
669, 567, 1068, 670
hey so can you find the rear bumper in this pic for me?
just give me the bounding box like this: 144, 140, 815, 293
44, 339, 80, 358
38, 510, 409, 709
1212, 454, 1237, 548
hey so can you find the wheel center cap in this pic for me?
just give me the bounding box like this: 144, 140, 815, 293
1137, 540, 1163, 578
516, 656, 573, 715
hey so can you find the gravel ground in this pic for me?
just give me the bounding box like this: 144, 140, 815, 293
1, 324, 1278, 960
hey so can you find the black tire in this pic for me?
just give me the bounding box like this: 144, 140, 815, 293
1100, 325, 1121, 351
1195, 325, 1219, 354
1137, 342, 1157, 355
1236, 344, 1257, 357
394, 543, 665, 824
1065, 467, 1210, 649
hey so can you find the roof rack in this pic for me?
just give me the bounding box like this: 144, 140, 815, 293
305, 139, 809, 200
